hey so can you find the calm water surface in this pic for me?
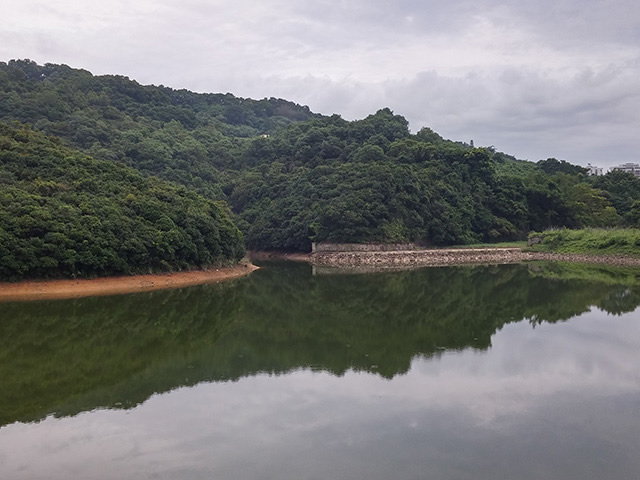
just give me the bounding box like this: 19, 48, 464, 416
1, 261, 640, 479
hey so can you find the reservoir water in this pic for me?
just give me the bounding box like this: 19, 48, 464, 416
1, 261, 639, 479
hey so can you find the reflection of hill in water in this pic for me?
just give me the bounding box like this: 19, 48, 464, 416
1, 261, 639, 426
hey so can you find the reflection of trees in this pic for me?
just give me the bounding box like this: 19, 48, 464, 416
233, 262, 638, 378
2, 261, 639, 426
598, 288, 640, 315
0, 281, 245, 426
526, 261, 640, 316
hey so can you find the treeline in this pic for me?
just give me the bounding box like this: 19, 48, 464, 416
2, 59, 640, 267
0, 122, 244, 280
229, 110, 640, 250
0, 59, 317, 199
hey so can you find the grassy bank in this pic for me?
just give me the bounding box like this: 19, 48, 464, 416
527, 228, 640, 257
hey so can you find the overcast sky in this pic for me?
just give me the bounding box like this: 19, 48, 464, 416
2, 0, 640, 167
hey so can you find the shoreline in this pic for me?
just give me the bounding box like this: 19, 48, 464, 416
250, 248, 640, 269
6, 248, 640, 302
0, 262, 259, 302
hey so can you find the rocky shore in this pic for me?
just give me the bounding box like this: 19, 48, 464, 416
307, 248, 640, 268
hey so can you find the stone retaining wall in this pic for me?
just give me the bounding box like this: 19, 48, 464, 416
309, 248, 640, 268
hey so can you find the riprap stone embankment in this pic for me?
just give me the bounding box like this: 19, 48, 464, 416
309, 248, 640, 268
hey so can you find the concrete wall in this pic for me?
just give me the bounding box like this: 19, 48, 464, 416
311, 242, 419, 253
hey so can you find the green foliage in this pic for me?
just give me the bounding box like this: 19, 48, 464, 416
1, 60, 638, 256
537, 157, 588, 176
590, 169, 640, 219
229, 114, 623, 250
567, 183, 621, 227
229, 110, 537, 249
0, 59, 317, 199
625, 200, 640, 227
527, 228, 640, 257
0, 122, 244, 280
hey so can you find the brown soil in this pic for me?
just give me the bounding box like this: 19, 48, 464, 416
0, 262, 259, 302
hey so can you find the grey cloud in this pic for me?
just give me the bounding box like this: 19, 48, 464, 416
1, 0, 640, 167
156, 58, 640, 166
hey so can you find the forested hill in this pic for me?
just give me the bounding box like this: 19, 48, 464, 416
3, 59, 640, 261
230, 109, 640, 250
0, 59, 318, 199
0, 122, 244, 280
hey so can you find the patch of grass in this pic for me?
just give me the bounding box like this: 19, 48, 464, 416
526, 228, 640, 257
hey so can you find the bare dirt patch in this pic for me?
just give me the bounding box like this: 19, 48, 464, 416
0, 262, 259, 302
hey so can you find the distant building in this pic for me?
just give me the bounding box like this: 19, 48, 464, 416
611, 162, 640, 178
586, 163, 604, 176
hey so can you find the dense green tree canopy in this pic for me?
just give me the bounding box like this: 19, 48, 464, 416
0, 122, 244, 280
1, 59, 639, 264
227, 110, 625, 250
0, 59, 317, 199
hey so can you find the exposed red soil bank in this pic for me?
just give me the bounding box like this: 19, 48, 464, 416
0, 262, 259, 302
